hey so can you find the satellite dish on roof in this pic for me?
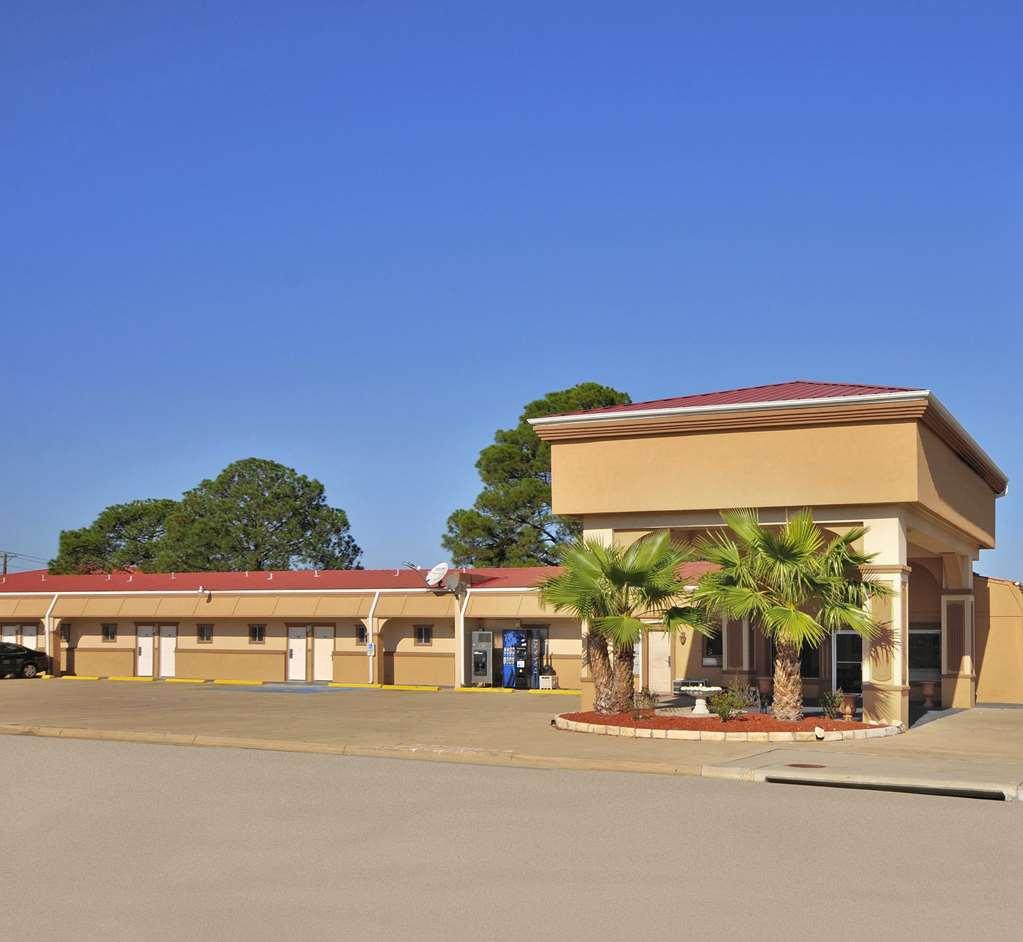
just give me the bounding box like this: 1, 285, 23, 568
425, 562, 450, 587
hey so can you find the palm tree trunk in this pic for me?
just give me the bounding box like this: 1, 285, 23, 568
585, 631, 616, 714
608, 642, 636, 713
773, 639, 803, 721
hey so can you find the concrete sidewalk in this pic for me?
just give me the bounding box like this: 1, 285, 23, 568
1, 681, 1021, 797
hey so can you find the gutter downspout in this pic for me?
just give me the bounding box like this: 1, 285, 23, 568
43, 593, 59, 672
366, 591, 380, 684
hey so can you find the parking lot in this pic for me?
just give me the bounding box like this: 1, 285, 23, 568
3, 678, 1023, 785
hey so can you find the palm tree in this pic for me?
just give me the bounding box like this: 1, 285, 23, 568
539, 530, 709, 714
692, 508, 890, 722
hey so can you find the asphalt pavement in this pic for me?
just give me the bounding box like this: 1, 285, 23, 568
3, 735, 1021, 941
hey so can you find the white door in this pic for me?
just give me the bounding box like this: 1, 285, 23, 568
136, 626, 155, 677
21, 624, 38, 651
287, 627, 306, 681
2, 625, 17, 645
159, 626, 176, 678
312, 626, 333, 682
648, 631, 672, 693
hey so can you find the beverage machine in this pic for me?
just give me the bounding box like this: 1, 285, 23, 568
501, 627, 550, 689
470, 630, 493, 685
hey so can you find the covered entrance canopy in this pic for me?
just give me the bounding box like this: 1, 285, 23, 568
532, 380, 1013, 725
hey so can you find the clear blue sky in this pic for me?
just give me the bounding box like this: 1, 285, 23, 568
3, 3, 1021, 577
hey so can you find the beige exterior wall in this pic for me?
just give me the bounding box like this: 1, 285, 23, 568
64, 618, 138, 677
379, 618, 456, 686
551, 421, 919, 517
916, 425, 996, 547
975, 576, 1023, 704
175, 650, 285, 682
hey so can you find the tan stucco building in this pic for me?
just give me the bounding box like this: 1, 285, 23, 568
0, 567, 579, 690
531, 380, 1023, 725
2, 380, 1022, 726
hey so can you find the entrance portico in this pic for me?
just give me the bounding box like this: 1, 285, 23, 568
531, 380, 1009, 726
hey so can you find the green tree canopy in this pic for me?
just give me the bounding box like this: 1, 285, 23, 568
50, 499, 178, 574
49, 459, 362, 574
442, 383, 631, 566
156, 459, 362, 571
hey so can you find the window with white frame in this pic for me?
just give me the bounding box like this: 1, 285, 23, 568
101, 623, 117, 643
909, 624, 941, 681
248, 624, 266, 644
197, 623, 214, 644
703, 632, 722, 666
355, 623, 368, 645
414, 625, 433, 646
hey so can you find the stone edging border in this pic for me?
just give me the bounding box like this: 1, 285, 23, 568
554, 714, 904, 742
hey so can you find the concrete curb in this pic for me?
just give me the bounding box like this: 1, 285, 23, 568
0, 722, 703, 777
553, 714, 903, 742
701, 758, 1023, 801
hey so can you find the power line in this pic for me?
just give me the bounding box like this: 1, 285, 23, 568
0, 549, 50, 576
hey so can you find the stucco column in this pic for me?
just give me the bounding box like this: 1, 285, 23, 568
454, 593, 468, 688
941, 553, 975, 709
577, 527, 614, 710
45, 613, 61, 676
369, 617, 385, 685
861, 517, 911, 728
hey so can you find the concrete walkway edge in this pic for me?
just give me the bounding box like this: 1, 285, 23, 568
0, 722, 704, 777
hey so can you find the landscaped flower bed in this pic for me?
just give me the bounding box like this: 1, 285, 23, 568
563, 711, 873, 732
555, 711, 903, 742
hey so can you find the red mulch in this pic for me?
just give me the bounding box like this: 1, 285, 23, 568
562, 710, 874, 732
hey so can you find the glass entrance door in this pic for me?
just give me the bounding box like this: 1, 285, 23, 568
833, 632, 863, 694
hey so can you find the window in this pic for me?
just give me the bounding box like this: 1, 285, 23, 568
703, 632, 722, 666
414, 625, 433, 646
101, 623, 117, 643
59, 623, 71, 644
248, 624, 266, 644
909, 625, 941, 681
197, 623, 214, 644
799, 645, 820, 679
355, 623, 368, 645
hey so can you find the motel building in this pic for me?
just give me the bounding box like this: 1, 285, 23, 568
2, 381, 1023, 727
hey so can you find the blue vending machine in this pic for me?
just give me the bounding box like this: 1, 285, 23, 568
502, 629, 525, 688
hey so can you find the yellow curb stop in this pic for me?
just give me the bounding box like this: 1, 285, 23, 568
527, 689, 582, 696
108, 676, 155, 682
380, 684, 441, 692
328, 682, 383, 689
164, 678, 206, 684
454, 686, 514, 693
59, 675, 100, 681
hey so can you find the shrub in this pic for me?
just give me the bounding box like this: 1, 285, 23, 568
818, 687, 844, 720
709, 688, 747, 722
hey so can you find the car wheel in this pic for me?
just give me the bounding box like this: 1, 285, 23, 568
21, 663, 38, 679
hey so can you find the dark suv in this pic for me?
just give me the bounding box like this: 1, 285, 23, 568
0, 642, 49, 678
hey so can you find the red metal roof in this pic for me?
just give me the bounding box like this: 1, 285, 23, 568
550, 380, 923, 418
0, 567, 563, 594
0, 562, 714, 594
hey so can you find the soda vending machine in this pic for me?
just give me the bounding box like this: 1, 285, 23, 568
501, 629, 528, 689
